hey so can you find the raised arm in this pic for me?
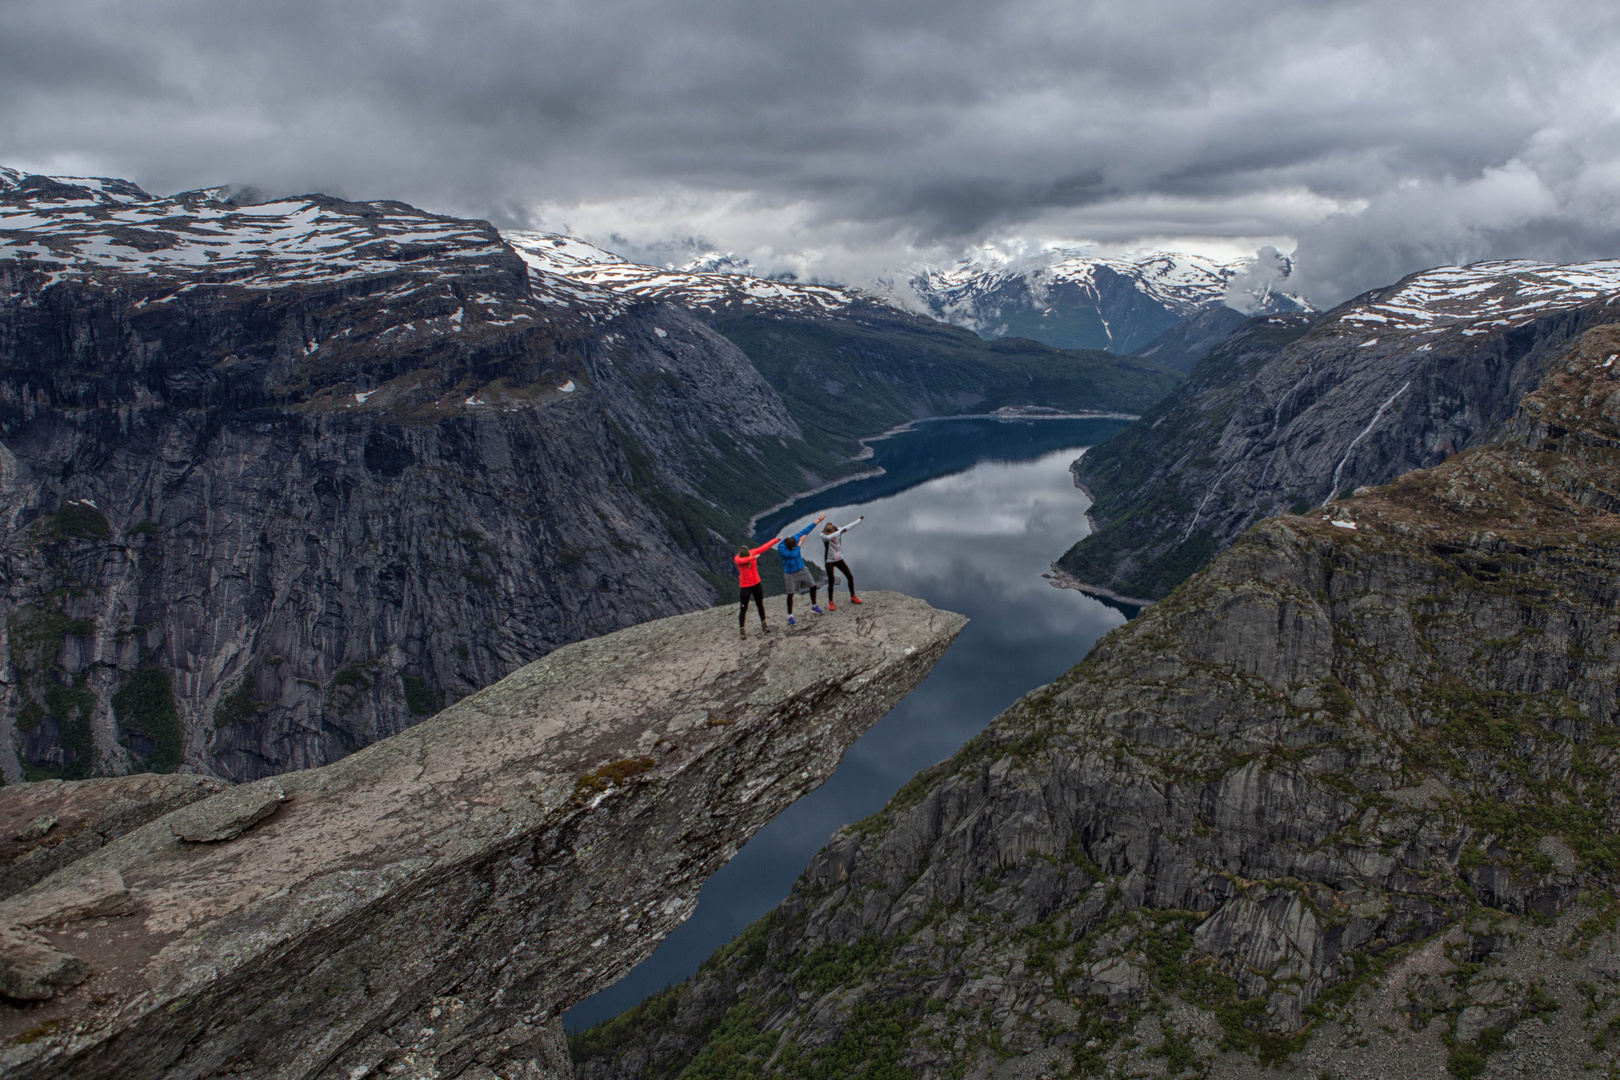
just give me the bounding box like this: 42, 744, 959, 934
748, 538, 780, 557
827, 516, 865, 540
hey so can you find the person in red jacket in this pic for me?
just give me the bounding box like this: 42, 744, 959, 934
734, 537, 780, 638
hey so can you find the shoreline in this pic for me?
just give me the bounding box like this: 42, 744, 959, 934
1069, 453, 1100, 536
747, 408, 1140, 535
1043, 563, 1156, 609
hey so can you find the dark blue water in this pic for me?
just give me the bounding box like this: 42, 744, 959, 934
565, 416, 1133, 1030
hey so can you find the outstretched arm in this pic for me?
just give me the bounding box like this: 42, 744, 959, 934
827, 516, 865, 540
748, 538, 780, 557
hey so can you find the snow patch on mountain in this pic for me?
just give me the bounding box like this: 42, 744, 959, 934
1332, 260, 1620, 331
505, 231, 867, 317
0, 171, 514, 292
894, 244, 1311, 353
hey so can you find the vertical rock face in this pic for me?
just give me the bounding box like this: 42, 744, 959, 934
0, 174, 817, 782
0, 591, 966, 1080
573, 324, 1620, 1079
1062, 261, 1620, 601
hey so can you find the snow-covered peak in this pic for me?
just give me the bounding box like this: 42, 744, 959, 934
896, 245, 1310, 352
914, 246, 1244, 315
0, 167, 513, 290
505, 231, 867, 317
1332, 260, 1620, 334
0, 168, 153, 205
678, 251, 755, 275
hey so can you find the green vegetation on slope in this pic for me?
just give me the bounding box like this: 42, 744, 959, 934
111, 666, 184, 773
714, 307, 1181, 457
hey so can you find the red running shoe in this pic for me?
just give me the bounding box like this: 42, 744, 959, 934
826, 601, 836, 611
850, 595, 863, 604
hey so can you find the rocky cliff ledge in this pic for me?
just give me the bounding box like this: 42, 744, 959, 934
0, 591, 965, 1080
572, 325, 1620, 1079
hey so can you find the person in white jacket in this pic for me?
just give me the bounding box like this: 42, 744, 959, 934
820, 516, 864, 610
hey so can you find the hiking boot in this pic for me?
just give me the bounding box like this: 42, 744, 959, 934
811, 605, 824, 615
787, 615, 797, 627
761, 622, 771, 633
826, 601, 836, 611
850, 595, 863, 604
739, 625, 747, 640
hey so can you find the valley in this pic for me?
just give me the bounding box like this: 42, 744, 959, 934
0, 169, 1175, 782
5, 163, 1620, 1080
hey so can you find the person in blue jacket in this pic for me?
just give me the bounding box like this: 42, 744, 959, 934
778, 513, 826, 626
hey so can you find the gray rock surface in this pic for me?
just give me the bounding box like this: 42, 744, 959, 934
0, 927, 88, 1003
572, 323, 1620, 1079
165, 779, 286, 842
0, 774, 228, 900
0, 590, 965, 1079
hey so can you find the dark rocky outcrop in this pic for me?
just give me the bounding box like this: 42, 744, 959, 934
1062, 261, 1620, 601
572, 324, 1620, 1079
1131, 302, 1252, 374
0, 590, 966, 1079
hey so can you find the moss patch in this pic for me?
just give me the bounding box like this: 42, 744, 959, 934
112, 666, 183, 773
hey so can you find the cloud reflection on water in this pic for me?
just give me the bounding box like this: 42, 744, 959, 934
566, 432, 1128, 1031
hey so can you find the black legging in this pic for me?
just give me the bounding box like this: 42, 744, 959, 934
825, 559, 855, 598
738, 583, 766, 627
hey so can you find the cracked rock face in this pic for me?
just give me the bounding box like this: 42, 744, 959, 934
0, 774, 228, 900
572, 324, 1620, 1080
0, 590, 964, 1080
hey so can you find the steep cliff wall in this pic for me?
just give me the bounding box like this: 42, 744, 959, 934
0, 177, 822, 782
1062, 261, 1620, 601
0, 590, 966, 1080
573, 325, 1620, 1079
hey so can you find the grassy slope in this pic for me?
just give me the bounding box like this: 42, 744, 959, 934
713, 306, 1181, 457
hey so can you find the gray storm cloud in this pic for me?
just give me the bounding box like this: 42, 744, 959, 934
2, 0, 1619, 305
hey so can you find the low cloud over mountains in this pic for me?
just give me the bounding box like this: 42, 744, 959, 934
4, 0, 1619, 306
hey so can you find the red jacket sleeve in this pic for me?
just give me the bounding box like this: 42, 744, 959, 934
750, 539, 779, 556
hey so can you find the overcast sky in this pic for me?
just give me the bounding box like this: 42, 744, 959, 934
4, 0, 1619, 304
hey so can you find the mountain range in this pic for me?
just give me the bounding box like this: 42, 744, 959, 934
901, 246, 1308, 354
8, 163, 1620, 1080
1060, 259, 1620, 601
0, 167, 1174, 783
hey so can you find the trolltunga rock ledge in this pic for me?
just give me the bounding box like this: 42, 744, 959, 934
0, 591, 966, 1080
